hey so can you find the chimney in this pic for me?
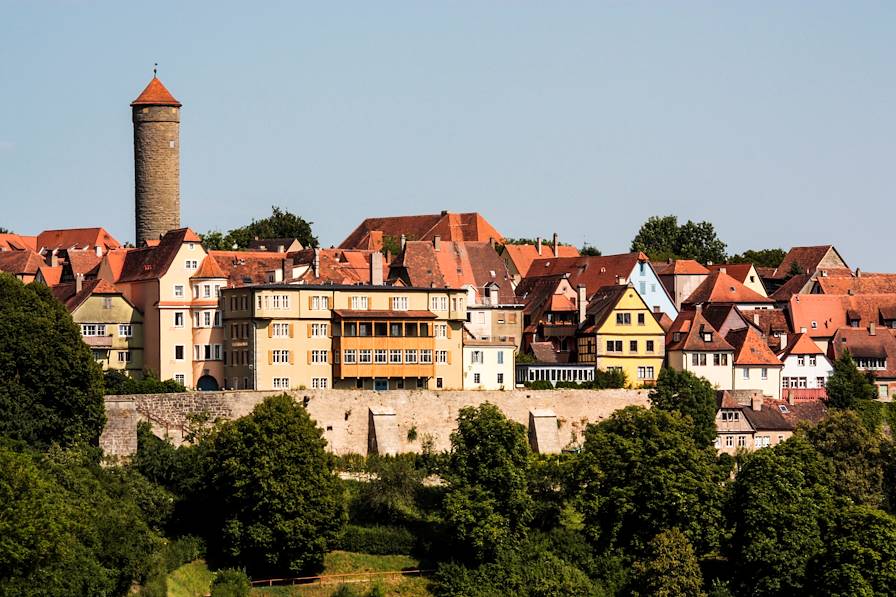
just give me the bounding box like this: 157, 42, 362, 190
440, 209, 449, 216
400, 234, 407, 250
788, 390, 796, 406
274, 266, 283, 283
856, 268, 862, 277
751, 394, 762, 412
552, 232, 559, 256
95, 245, 103, 257
50, 249, 59, 268
753, 313, 760, 326
281, 257, 289, 281
695, 303, 703, 313
780, 332, 787, 349
707, 260, 714, 266
870, 322, 877, 336
720, 267, 726, 274
312, 248, 320, 278
433, 235, 441, 251
576, 284, 587, 325
75, 273, 83, 293
277, 244, 285, 253
536, 237, 542, 256
800, 326, 807, 333
370, 251, 384, 286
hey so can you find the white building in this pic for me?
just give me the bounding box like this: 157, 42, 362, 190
463, 339, 515, 390
779, 332, 833, 390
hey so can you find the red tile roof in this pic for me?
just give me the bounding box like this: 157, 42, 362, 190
100, 248, 130, 282
779, 332, 824, 359
654, 259, 710, 276
773, 245, 848, 278
36, 227, 120, 252
210, 250, 289, 287
769, 274, 813, 301
65, 250, 103, 277
0, 233, 37, 251
37, 265, 62, 286
830, 327, 896, 379
0, 250, 44, 278
726, 327, 783, 367
191, 255, 229, 279
706, 263, 757, 284
118, 228, 200, 283
502, 243, 580, 277
814, 274, 896, 295
291, 248, 388, 286
51, 279, 128, 312
683, 271, 773, 307
524, 252, 648, 297
666, 310, 735, 352
131, 76, 181, 107
340, 212, 504, 250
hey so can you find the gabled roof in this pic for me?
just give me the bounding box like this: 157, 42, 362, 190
99, 248, 131, 283
65, 250, 103, 277
339, 212, 503, 250
247, 238, 303, 252
0, 233, 37, 251
531, 341, 570, 363
515, 274, 574, 317
502, 243, 580, 277
773, 245, 849, 278
666, 310, 735, 352
830, 327, 896, 379
769, 274, 813, 301
814, 274, 896, 295
581, 285, 634, 333
291, 248, 388, 286
118, 228, 201, 283
524, 252, 647, 296
211, 250, 289, 287
779, 332, 824, 359
37, 265, 62, 286
402, 241, 515, 304
191, 255, 229, 279
51, 279, 129, 312
706, 263, 758, 284
36, 227, 120, 252
726, 327, 783, 367
0, 250, 44, 277
741, 308, 790, 351
131, 76, 181, 107
682, 271, 773, 307
654, 259, 710, 276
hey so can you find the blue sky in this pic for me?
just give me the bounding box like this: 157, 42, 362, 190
1, 2, 894, 268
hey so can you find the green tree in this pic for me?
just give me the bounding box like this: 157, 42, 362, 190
826, 350, 878, 409
728, 248, 786, 268
104, 369, 186, 395
210, 568, 251, 597
630, 215, 727, 263
202, 206, 317, 250
576, 406, 725, 557
727, 437, 834, 595
629, 529, 706, 597
355, 456, 424, 524
580, 245, 601, 256
813, 505, 896, 596
649, 368, 718, 448
443, 403, 534, 562
204, 394, 344, 577
0, 274, 105, 448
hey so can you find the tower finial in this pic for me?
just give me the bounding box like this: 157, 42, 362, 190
153, 62, 158, 77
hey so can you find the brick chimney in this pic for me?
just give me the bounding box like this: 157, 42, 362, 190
870, 322, 877, 336
536, 237, 542, 256
75, 273, 83, 293
751, 393, 762, 411
577, 284, 587, 325
552, 232, 559, 256
370, 251, 384, 286
433, 235, 441, 251
400, 234, 407, 250
312, 248, 320, 278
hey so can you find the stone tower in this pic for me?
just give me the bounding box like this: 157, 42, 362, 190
131, 74, 181, 247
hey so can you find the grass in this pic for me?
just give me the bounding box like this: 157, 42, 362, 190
167, 559, 216, 597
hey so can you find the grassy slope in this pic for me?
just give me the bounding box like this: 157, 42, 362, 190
167, 559, 216, 597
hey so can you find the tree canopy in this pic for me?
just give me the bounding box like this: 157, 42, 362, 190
629, 529, 706, 597
826, 350, 878, 409
630, 215, 727, 263
649, 368, 718, 448
201, 206, 317, 250
728, 248, 786, 268
0, 274, 105, 448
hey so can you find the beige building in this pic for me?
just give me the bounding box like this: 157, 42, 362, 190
463, 338, 515, 390
221, 284, 468, 391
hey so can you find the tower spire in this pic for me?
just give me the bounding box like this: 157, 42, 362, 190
153, 62, 158, 77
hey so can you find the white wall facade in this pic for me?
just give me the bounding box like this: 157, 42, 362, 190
463, 345, 515, 390
780, 354, 833, 389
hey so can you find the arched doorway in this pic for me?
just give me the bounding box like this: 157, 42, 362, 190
196, 375, 219, 391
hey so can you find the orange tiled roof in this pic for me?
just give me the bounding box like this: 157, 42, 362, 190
37, 265, 63, 286
191, 255, 228, 279
655, 259, 710, 276
666, 310, 735, 352
0, 250, 44, 277
51, 278, 128, 312
398, 241, 515, 304
118, 228, 200, 283
210, 250, 289, 287
815, 274, 896, 295
830, 327, 896, 379
524, 252, 649, 297
0, 233, 37, 251
291, 248, 388, 286
339, 212, 504, 250
36, 227, 120, 252
706, 263, 757, 284
773, 245, 848, 278
502, 243, 580, 277
779, 332, 824, 358
726, 327, 783, 367
683, 271, 772, 307
131, 76, 181, 107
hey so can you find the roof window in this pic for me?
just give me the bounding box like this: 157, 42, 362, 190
779, 404, 790, 413
703, 332, 712, 342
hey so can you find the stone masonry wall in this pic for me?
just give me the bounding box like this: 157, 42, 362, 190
103, 388, 650, 457
134, 105, 180, 245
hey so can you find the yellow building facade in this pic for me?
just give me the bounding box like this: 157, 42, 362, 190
576, 285, 665, 386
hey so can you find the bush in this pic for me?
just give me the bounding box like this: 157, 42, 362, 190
163, 535, 205, 572
853, 399, 885, 431
525, 380, 554, 390
335, 525, 416, 555
330, 585, 360, 597
104, 369, 187, 395
210, 568, 250, 597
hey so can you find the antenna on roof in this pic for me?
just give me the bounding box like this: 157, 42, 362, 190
153, 63, 158, 77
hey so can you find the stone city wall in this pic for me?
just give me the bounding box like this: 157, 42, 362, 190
101, 388, 650, 459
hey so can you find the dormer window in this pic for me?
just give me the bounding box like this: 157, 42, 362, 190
673, 332, 682, 342
811, 321, 818, 329
849, 319, 860, 328
703, 332, 712, 342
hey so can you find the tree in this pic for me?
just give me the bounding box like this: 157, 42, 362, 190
826, 350, 878, 409
210, 568, 251, 597
812, 505, 896, 596
201, 206, 317, 250
727, 437, 834, 595
649, 368, 718, 448
580, 245, 601, 256
728, 248, 786, 268
629, 529, 706, 597
103, 369, 186, 395
576, 406, 725, 557
204, 394, 344, 577
443, 403, 534, 562
0, 227, 9, 234
630, 215, 727, 263
0, 274, 105, 448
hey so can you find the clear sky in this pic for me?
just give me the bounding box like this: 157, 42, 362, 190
1, 2, 894, 269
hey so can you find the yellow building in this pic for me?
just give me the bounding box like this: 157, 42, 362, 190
576, 284, 665, 386
52, 277, 144, 376
221, 284, 468, 391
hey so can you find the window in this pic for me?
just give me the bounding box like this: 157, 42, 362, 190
639, 281, 647, 294
616, 313, 631, 325
174, 312, 184, 328
174, 374, 185, 385
273, 377, 290, 389
101, 296, 113, 309
497, 351, 504, 364
203, 311, 212, 327
726, 436, 733, 447
272, 350, 289, 364
392, 296, 409, 311
809, 355, 817, 366
473, 373, 481, 384
880, 385, 889, 398
185, 260, 198, 270
637, 313, 645, 325
203, 284, 211, 298
431, 296, 448, 311
436, 377, 443, 389
312, 378, 328, 389
436, 350, 448, 363
497, 373, 504, 384
712, 353, 728, 366
359, 349, 372, 363
175, 345, 184, 360
214, 311, 221, 327
375, 349, 387, 363
606, 340, 623, 353
435, 324, 448, 338
420, 349, 433, 364
81, 324, 106, 336
797, 356, 805, 366
811, 320, 818, 329
405, 350, 418, 364
721, 411, 740, 422
637, 366, 654, 380
743, 368, 750, 379
311, 296, 330, 310
471, 350, 484, 364
174, 285, 184, 297
629, 340, 638, 353
273, 323, 290, 336
351, 296, 368, 310
344, 350, 357, 364
761, 368, 768, 380
703, 332, 713, 342
737, 436, 746, 448
117, 351, 130, 363
692, 353, 707, 366
312, 350, 328, 364
817, 376, 826, 387
389, 349, 402, 364
311, 323, 328, 337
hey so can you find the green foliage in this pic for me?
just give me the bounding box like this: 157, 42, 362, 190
210, 568, 250, 597
728, 248, 786, 268
0, 274, 105, 448
580, 245, 601, 256
162, 535, 206, 572
331, 585, 361, 597
576, 406, 724, 556
381, 234, 402, 257
443, 403, 534, 562
727, 436, 834, 595
788, 260, 804, 276
812, 505, 896, 596
335, 525, 416, 555
629, 529, 706, 597
104, 369, 186, 395
630, 215, 727, 263
201, 206, 317, 250
826, 350, 878, 409
354, 456, 424, 524
515, 351, 536, 364
649, 368, 718, 447
204, 394, 345, 577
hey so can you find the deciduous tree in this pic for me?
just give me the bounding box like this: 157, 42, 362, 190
826, 350, 878, 409
629, 529, 706, 597
630, 215, 726, 263
649, 368, 718, 448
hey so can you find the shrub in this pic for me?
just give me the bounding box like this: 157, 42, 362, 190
163, 535, 205, 572
335, 525, 416, 555
210, 568, 250, 597
330, 585, 360, 597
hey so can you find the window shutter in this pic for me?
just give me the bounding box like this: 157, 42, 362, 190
308, 296, 313, 309
268, 324, 273, 338
368, 296, 372, 309
447, 351, 452, 365
446, 324, 452, 339
289, 323, 294, 338
307, 350, 312, 365
307, 323, 312, 337
328, 350, 333, 363
267, 350, 273, 366
289, 351, 295, 365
